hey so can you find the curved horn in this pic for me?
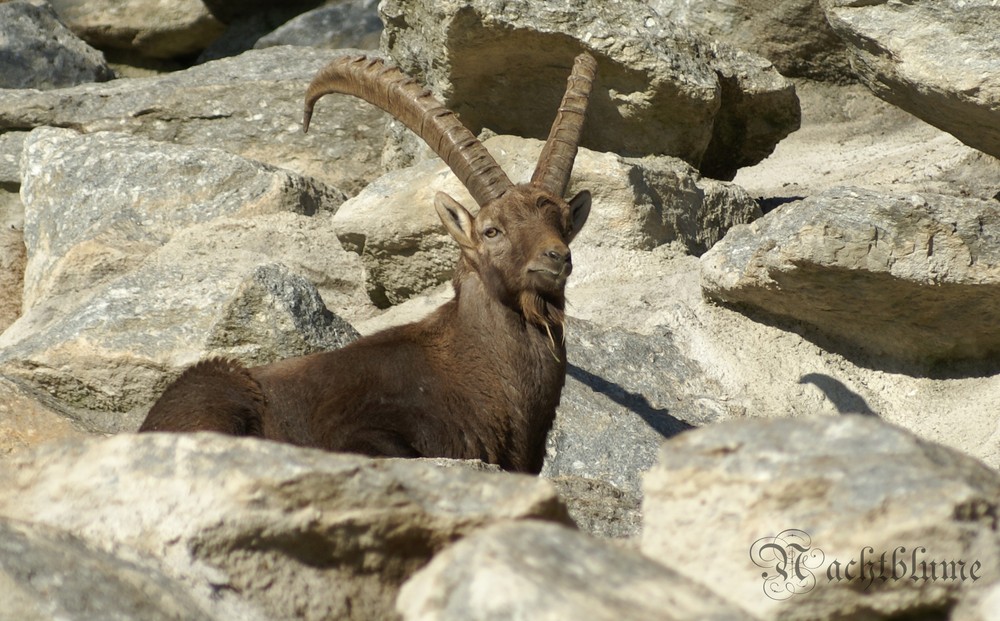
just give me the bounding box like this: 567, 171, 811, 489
304, 55, 514, 207
530, 53, 598, 198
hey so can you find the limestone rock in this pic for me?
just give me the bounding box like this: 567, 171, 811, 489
546, 475, 643, 541
822, 0, 1000, 160
0, 237, 360, 432
0, 433, 570, 621
0, 377, 91, 457
0, 517, 215, 621
333, 134, 760, 306
379, 0, 799, 179
0, 46, 390, 195
700, 187, 1000, 364
45, 0, 224, 60
0, 1, 114, 90
651, 0, 854, 83
542, 318, 723, 497
642, 416, 1000, 620
19, 128, 344, 312
255, 0, 382, 51
397, 520, 757, 621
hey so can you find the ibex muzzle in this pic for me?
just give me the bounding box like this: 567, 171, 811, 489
140, 52, 599, 473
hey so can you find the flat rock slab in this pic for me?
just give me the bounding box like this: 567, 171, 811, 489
0, 46, 390, 195
0, 433, 570, 621
823, 0, 1000, 160
0, 516, 214, 621
379, 0, 799, 179
642, 416, 1000, 620
397, 520, 756, 621
700, 187, 1000, 364
0, 1, 114, 90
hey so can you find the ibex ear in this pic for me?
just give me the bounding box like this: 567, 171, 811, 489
566, 190, 591, 243
434, 192, 476, 249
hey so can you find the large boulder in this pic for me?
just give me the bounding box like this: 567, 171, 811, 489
397, 520, 757, 621
0, 46, 390, 195
0, 433, 571, 621
651, 0, 854, 83
0, 377, 91, 457
0, 232, 360, 433
254, 0, 382, 51
18, 128, 344, 311
822, 0, 1000, 160
642, 416, 1000, 620
700, 187, 1000, 365
0, 517, 214, 621
333, 134, 760, 306
0, 1, 114, 90
379, 0, 800, 180
5, 128, 366, 432
542, 318, 723, 498
44, 0, 224, 60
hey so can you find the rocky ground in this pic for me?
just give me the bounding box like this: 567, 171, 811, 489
1, 0, 999, 620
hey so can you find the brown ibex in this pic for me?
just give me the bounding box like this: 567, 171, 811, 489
139, 52, 597, 474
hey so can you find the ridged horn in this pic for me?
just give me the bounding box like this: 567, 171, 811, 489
530, 53, 598, 198
304, 55, 514, 207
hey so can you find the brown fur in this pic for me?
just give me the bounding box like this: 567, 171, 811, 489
140, 54, 597, 474
140, 185, 590, 473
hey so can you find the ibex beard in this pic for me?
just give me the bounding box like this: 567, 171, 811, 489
140, 52, 598, 474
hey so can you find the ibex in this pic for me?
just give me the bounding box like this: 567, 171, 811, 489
140, 52, 597, 474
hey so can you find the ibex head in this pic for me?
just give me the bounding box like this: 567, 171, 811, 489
304, 53, 597, 330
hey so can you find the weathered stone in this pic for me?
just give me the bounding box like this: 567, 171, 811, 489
642, 416, 1000, 620
822, 0, 1000, 160
333, 134, 760, 306
0, 1, 114, 90
397, 520, 757, 621
546, 475, 642, 541
380, 0, 799, 178
542, 318, 722, 498
0, 517, 215, 621
19, 128, 344, 312
45, 0, 224, 60
0, 228, 360, 432
696, 40, 802, 181
255, 0, 382, 51
0, 46, 390, 195
0, 377, 91, 458
651, 0, 854, 83
700, 187, 1000, 364
0, 433, 571, 621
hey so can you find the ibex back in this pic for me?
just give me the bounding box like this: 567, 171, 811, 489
140, 53, 598, 473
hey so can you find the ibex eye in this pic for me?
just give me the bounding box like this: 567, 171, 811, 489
483, 227, 500, 239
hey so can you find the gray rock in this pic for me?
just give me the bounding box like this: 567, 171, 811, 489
642, 416, 1000, 620
255, 0, 382, 51
651, 0, 854, 83
333, 135, 760, 306
19, 128, 344, 311
379, 0, 799, 179
0, 517, 215, 621
45, 0, 225, 60
0, 433, 571, 621
0, 238, 360, 432
700, 187, 1000, 365
0, 1, 114, 90
822, 0, 1000, 160
0, 46, 391, 195
546, 475, 643, 541
397, 520, 757, 621
541, 318, 725, 498
0, 376, 91, 457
